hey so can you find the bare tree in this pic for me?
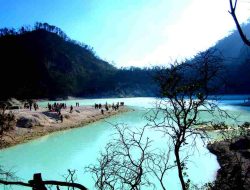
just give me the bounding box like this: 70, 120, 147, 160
147, 147, 176, 190
86, 124, 154, 190
62, 169, 79, 190
147, 50, 226, 190
86, 123, 178, 190
229, 0, 250, 46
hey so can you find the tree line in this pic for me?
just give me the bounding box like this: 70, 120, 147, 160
0, 22, 94, 53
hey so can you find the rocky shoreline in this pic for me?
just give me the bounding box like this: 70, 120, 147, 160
1, 105, 131, 149
207, 135, 250, 190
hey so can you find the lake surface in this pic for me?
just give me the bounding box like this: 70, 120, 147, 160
1, 96, 250, 189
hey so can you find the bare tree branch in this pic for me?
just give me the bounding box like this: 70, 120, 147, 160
229, 0, 250, 46
86, 124, 154, 190
0, 173, 88, 190
86, 124, 175, 190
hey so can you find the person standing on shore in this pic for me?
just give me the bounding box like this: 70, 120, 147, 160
28, 100, 32, 111
70, 105, 73, 113
60, 115, 63, 123
34, 103, 38, 111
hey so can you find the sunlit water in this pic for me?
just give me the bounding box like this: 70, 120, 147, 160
1, 96, 250, 189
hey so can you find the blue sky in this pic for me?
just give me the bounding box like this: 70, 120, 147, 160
0, 0, 249, 67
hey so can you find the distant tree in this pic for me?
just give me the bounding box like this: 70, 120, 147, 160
18, 26, 26, 34
0, 27, 13, 36
34, 22, 41, 30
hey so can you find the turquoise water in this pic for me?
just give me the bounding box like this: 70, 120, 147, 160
1, 97, 250, 189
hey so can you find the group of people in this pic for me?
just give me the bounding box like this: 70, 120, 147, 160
24, 101, 39, 111
47, 102, 67, 122
94, 103, 102, 109
94, 102, 125, 114
111, 103, 120, 111
24, 100, 125, 123
48, 102, 66, 113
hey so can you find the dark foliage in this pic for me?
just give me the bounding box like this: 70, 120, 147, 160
1, 22, 249, 100
0, 23, 157, 99
208, 21, 250, 94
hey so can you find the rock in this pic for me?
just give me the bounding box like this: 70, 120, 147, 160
75, 110, 80, 113
17, 116, 41, 128
0, 98, 24, 109
7, 98, 23, 109
230, 137, 250, 150
16, 113, 49, 128
208, 136, 250, 190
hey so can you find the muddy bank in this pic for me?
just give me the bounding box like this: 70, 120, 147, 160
1, 105, 131, 149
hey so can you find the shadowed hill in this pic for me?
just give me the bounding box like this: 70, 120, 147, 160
206, 23, 250, 94
0, 23, 157, 99
214, 23, 250, 65
1, 22, 249, 100
0, 25, 117, 99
